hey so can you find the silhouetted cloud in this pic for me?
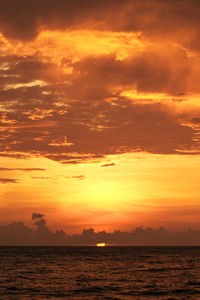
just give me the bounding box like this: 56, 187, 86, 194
0, 178, 19, 184
0, 153, 29, 159
0, 167, 46, 171
31, 175, 86, 180
62, 161, 83, 165
32, 212, 45, 220
1, 214, 200, 245
101, 163, 116, 167
71, 175, 86, 180
31, 176, 52, 180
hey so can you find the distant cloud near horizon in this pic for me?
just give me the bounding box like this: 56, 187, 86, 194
0, 178, 19, 184
32, 212, 45, 220
1, 214, 200, 246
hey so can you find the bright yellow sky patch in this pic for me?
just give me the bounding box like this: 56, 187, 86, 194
1, 153, 200, 232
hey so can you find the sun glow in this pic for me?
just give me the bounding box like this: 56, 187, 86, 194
96, 243, 106, 247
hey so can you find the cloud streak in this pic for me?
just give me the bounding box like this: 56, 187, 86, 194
0, 178, 19, 184
101, 163, 116, 167
0, 167, 46, 171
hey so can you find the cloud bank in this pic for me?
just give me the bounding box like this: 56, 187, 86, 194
1, 215, 200, 246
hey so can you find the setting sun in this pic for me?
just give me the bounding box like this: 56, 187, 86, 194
96, 243, 106, 247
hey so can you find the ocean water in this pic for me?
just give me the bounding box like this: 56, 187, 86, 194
0, 246, 200, 299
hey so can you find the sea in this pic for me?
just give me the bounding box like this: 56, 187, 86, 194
0, 246, 200, 299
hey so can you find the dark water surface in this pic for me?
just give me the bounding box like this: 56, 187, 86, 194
0, 246, 200, 299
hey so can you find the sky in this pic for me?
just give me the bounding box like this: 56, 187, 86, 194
0, 0, 200, 234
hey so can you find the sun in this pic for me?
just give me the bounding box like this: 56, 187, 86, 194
96, 243, 106, 247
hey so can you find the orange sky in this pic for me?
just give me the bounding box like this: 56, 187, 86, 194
0, 0, 200, 233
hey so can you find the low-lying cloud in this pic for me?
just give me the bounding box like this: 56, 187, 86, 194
1, 214, 200, 246
32, 212, 45, 220
0, 178, 19, 184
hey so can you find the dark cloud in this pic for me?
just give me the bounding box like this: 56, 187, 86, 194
0, 167, 46, 171
71, 175, 86, 180
191, 117, 200, 124
1, 214, 200, 245
0, 153, 28, 159
0, 0, 127, 40
0, 35, 199, 163
101, 163, 116, 167
31, 176, 52, 180
34, 218, 46, 227
32, 212, 45, 220
0, 84, 199, 162
0, 0, 200, 53
31, 175, 86, 180
62, 160, 89, 165
1, 58, 67, 85
0, 2, 190, 35
0, 178, 19, 184
70, 52, 191, 96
